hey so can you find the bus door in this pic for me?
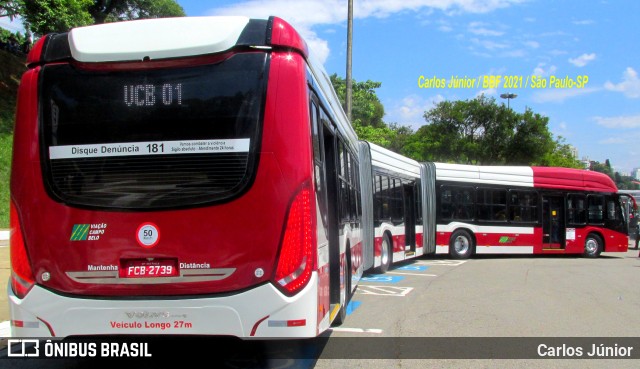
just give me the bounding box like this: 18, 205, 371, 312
403, 182, 417, 254
319, 113, 342, 309
542, 195, 565, 249
311, 97, 342, 313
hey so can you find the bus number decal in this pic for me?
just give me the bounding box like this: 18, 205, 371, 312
49, 139, 250, 159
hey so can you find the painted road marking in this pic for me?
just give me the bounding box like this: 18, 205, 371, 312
357, 285, 414, 297
360, 275, 405, 283
386, 271, 437, 277
329, 327, 383, 334
395, 265, 429, 271
346, 301, 361, 315
414, 260, 468, 266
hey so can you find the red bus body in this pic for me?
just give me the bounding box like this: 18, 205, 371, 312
9, 16, 362, 338
431, 164, 629, 258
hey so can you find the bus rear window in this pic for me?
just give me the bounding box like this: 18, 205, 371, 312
40, 52, 268, 210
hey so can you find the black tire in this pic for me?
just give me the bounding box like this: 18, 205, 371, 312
583, 233, 603, 258
373, 233, 392, 274
332, 251, 351, 326
449, 229, 474, 259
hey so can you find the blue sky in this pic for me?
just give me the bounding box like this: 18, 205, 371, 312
2, 1, 639, 174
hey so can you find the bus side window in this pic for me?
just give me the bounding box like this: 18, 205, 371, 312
606, 196, 620, 221
441, 185, 474, 221
509, 190, 537, 223
587, 195, 605, 224
567, 194, 586, 225
477, 188, 507, 222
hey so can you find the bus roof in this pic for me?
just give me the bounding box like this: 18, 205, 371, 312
31, 16, 309, 64
68, 16, 251, 62
435, 162, 534, 188
368, 142, 421, 178
432, 162, 618, 193
532, 166, 618, 192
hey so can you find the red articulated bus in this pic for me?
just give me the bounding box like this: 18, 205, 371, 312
9, 16, 364, 338
429, 163, 632, 259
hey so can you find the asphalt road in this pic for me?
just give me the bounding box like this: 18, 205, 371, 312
0, 240, 639, 368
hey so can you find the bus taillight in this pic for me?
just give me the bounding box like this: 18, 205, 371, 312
273, 182, 316, 296
10, 201, 35, 299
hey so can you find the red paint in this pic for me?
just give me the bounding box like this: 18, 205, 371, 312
269, 17, 309, 57
532, 167, 617, 192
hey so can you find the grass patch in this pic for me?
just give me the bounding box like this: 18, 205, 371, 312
0, 133, 11, 228
0, 49, 25, 228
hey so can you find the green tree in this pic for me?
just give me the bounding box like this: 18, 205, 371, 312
20, 0, 184, 35
0, 0, 20, 19
590, 160, 615, 180
330, 73, 397, 148
89, 0, 184, 24
330, 73, 385, 128
540, 136, 583, 168
387, 123, 414, 154
409, 95, 572, 166
21, 0, 95, 35
353, 124, 394, 147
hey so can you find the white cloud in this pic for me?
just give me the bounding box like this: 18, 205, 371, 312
501, 49, 525, 58
549, 49, 568, 56
470, 37, 508, 50
437, 19, 453, 32
532, 62, 557, 76
598, 137, 627, 144
468, 21, 504, 36
206, 0, 524, 63
385, 94, 445, 129
568, 53, 596, 67
475, 88, 497, 98
531, 87, 598, 103
593, 114, 640, 129
604, 67, 640, 98
523, 40, 539, 49
572, 19, 594, 25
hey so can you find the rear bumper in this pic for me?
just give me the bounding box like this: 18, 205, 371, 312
8, 274, 319, 338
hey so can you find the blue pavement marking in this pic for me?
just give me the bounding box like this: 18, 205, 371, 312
394, 265, 429, 271
346, 300, 361, 315
360, 275, 405, 283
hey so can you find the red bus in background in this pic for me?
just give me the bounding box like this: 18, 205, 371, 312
428, 163, 633, 259
9, 16, 363, 338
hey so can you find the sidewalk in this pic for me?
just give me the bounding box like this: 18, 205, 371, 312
0, 229, 7, 246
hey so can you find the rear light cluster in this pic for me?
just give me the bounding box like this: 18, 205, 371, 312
10, 201, 35, 299
273, 182, 316, 295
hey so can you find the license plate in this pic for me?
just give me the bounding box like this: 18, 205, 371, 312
120, 259, 179, 278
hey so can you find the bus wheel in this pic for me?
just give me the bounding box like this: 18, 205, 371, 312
450, 229, 474, 259
584, 234, 603, 258
374, 233, 392, 274
333, 252, 351, 326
